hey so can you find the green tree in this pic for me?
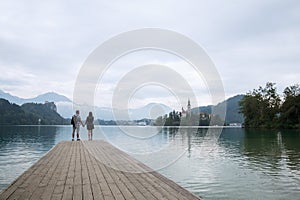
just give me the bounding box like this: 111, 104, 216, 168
239, 95, 262, 127
155, 116, 164, 126
280, 84, 300, 128
239, 82, 281, 128
283, 84, 300, 98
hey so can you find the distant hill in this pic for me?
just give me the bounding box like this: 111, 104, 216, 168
94, 103, 172, 120
0, 90, 24, 105
0, 90, 71, 105
224, 95, 245, 123
0, 90, 73, 118
0, 98, 67, 125
59, 102, 172, 120
192, 95, 245, 124
28, 92, 71, 103
0, 90, 172, 120
0, 90, 244, 122
129, 103, 172, 120
0, 98, 34, 124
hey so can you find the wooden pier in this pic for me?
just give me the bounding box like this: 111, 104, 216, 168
0, 140, 201, 200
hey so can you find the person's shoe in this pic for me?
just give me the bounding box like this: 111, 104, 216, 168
77, 138, 80, 141
72, 138, 74, 141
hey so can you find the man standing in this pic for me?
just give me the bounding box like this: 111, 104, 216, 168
71, 110, 84, 141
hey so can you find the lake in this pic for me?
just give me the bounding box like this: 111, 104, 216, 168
0, 126, 299, 199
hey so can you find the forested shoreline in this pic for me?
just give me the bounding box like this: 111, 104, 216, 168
0, 98, 68, 125
239, 83, 300, 129
1, 82, 299, 129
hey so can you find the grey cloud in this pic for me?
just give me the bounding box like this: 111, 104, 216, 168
0, 0, 299, 107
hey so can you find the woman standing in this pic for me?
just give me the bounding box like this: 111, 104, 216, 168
85, 112, 94, 140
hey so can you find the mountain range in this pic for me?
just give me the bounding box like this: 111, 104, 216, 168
0, 90, 71, 105
0, 90, 173, 120
0, 89, 244, 123
192, 95, 244, 124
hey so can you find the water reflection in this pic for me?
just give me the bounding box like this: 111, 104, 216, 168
158, 127, 300, 200
242, 129, 300, 176
0, 126, 56, 144
0, 126, 299, 199
0, 126, 59, 189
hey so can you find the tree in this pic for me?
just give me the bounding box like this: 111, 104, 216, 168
239, 95, 262, 127
155, 116, 164, 126
280, 84, 300, 128
239, 82, 281, 128
283, 84, 300, 99
259, 82, 281, 126
0, 98, 67, 125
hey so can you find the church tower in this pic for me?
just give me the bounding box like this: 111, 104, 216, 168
187, 98, 191, 118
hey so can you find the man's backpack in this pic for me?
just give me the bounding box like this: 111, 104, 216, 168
71, 115, 76, 125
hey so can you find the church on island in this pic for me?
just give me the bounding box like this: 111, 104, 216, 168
181, 99, 191, 118
180, 99, 213, 123
155, 98, 221, 126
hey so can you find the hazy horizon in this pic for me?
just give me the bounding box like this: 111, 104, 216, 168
0, 88, 245, 110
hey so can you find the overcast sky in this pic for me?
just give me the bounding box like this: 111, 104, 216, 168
0, 0, 299, 108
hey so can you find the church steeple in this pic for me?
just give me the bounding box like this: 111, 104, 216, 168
187, 98, 191, 112
180, 99, 192, 119
186, 98, 191, 118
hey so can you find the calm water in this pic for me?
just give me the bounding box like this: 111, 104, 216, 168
0, 126, 299, 199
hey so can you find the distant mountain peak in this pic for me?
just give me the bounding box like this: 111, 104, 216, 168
137, 102, 171, 109
33, 92, 71, 103
0, 90, 72, 105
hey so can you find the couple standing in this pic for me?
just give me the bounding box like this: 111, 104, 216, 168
71, 110, 94, 141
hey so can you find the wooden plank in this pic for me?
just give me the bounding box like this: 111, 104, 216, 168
61, 185, 73, 200
61, 142, 75, 200
90, 142, 160, 200
65, 141, 76, 186
5, 142, 66, 200
74, 141, 82, 187
79, 142, 95, 200
100, 141, 196, 200
94, 149, 134, 200
88, 143, 125, 200
82, 184, 94, 200
86, 142, 146, 200
32, 141, 70, 200
90, 183, 103, 200
49, 142, 72, 200
89, 149, 114, 200
73, 185, 82, 200
83, 145, 104, 200
42, 142, 74, 200
94, 142, 169, 200
80, 142, 90, 186
73, 141, 83, 200
40, 178, 57, 200
92, 141, 194, 200
0, 140, 201, 200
